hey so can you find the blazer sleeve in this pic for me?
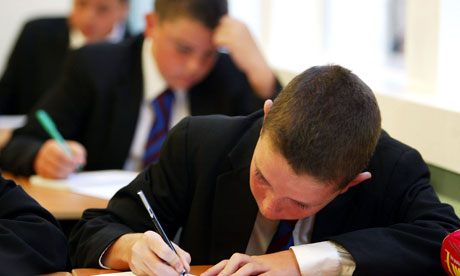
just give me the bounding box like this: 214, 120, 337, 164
69, 118, 193, 268
0, 172, 69, 274
328, 148, 460, 276
190, 54, 283, 117
0, 49, 94, 175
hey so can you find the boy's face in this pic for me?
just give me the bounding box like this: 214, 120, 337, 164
148, 15, 218, 91
249, 134, 342, 220
70, 0, 128, 42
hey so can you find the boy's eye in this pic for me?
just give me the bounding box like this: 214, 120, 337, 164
97, 5, 110, 14
255, 169, 264, 181
76, 0, 88, 8
294, 200, 308, 210
176, 43, 192, 54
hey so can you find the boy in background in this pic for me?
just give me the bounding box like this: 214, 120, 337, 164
0, 0, 280, 178
0, 0, 129, 115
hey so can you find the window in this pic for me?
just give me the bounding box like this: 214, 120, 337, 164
229, 0, 460, 111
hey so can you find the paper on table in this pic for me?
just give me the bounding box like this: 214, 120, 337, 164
90, 272, 195, 276
30, 170, 138, 199
0, 115, 27, 129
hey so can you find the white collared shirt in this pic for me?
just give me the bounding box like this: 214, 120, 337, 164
69, 21, 127, 49
123, 37, 190, 171
246, 212, 356, 276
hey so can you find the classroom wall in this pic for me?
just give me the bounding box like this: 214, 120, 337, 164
430, 165, 460, 216
0, 1, 72, 74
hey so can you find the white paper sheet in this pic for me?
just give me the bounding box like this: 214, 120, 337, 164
90, 272, 195, 276
30, 170, 139, 199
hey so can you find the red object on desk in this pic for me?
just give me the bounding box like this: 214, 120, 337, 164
441, 229, 460, 275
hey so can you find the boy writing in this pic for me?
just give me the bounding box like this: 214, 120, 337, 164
69, 65, 460, 275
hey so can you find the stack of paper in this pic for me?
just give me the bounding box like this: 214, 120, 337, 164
30, 170, 139, 199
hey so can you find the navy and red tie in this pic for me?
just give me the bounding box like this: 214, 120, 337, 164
143, 89, 174, 168
266, 219, 298, 253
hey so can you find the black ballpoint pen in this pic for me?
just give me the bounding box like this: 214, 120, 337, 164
137, 190, 189, 276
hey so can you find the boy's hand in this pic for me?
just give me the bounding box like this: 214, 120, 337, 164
213, 16, 275, 99
103, 231, 191, 276
201, 250, 301, 276
34, 139, 86, 178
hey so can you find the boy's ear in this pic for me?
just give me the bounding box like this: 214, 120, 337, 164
263, 100, 273, 121
144, 12, 156, 37
340, 172, 371, 194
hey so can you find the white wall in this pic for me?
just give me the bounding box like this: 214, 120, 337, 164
0, 1, 72, 73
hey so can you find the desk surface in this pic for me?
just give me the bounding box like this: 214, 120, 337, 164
2, 172, 109, 220
72, 266, 212, 276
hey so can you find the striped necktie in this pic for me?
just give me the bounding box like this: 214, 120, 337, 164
266, 219, 298, 253
143, 89, 174, 168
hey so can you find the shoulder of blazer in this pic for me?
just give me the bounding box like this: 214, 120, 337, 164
21, 17, 69, 44
69, 34, 144, 82
183, 110, 264, 167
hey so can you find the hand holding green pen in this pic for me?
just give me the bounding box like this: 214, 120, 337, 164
34, 109, 85, 178
36, 109, 74, 156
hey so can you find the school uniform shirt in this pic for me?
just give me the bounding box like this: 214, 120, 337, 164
124, 37, 190, 171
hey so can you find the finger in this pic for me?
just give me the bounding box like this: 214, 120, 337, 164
231, 262, 268, 276
145, 231, 185, 274
218, 253, 253, 276
45, 141, 76, 167
42, 153, 75, 178
201, 260, 229, 276
143, 247, 180, 276
131, 234, 179, 276
35, 147, 74, 178
130, 255, 151, 276
67, 140, 87, 166
173, 242, 191, 272
45, 140, 85, 174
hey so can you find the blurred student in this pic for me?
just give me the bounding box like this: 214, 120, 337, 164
68, 65, 460, 276
0, 0, 129, 115
0, 170, 68, 274
0, 0, 280, 178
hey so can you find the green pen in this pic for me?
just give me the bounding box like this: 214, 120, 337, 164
36, 109, 82, 171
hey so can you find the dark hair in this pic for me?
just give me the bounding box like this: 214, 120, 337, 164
262, 65, 381, 189
154, 0, 228, 29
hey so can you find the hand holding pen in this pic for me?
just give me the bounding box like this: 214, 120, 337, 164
34, 109, 86, 178
137, 190, 193, 276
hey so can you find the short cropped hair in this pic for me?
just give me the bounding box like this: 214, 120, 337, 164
154, 0, 228, 29
262, 65, 381, 189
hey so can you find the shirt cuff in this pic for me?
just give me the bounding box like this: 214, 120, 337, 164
98, 241, 115, 269
290, 241, 356, 276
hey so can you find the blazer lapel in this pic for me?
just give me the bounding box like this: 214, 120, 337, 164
102, 37, 144, 168
209, 116, 263, 262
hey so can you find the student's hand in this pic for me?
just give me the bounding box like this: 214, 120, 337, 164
201, 251, 301, 276
34, 139, 86, 179
103, 231, 191, 276
213, 16, 276, 99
